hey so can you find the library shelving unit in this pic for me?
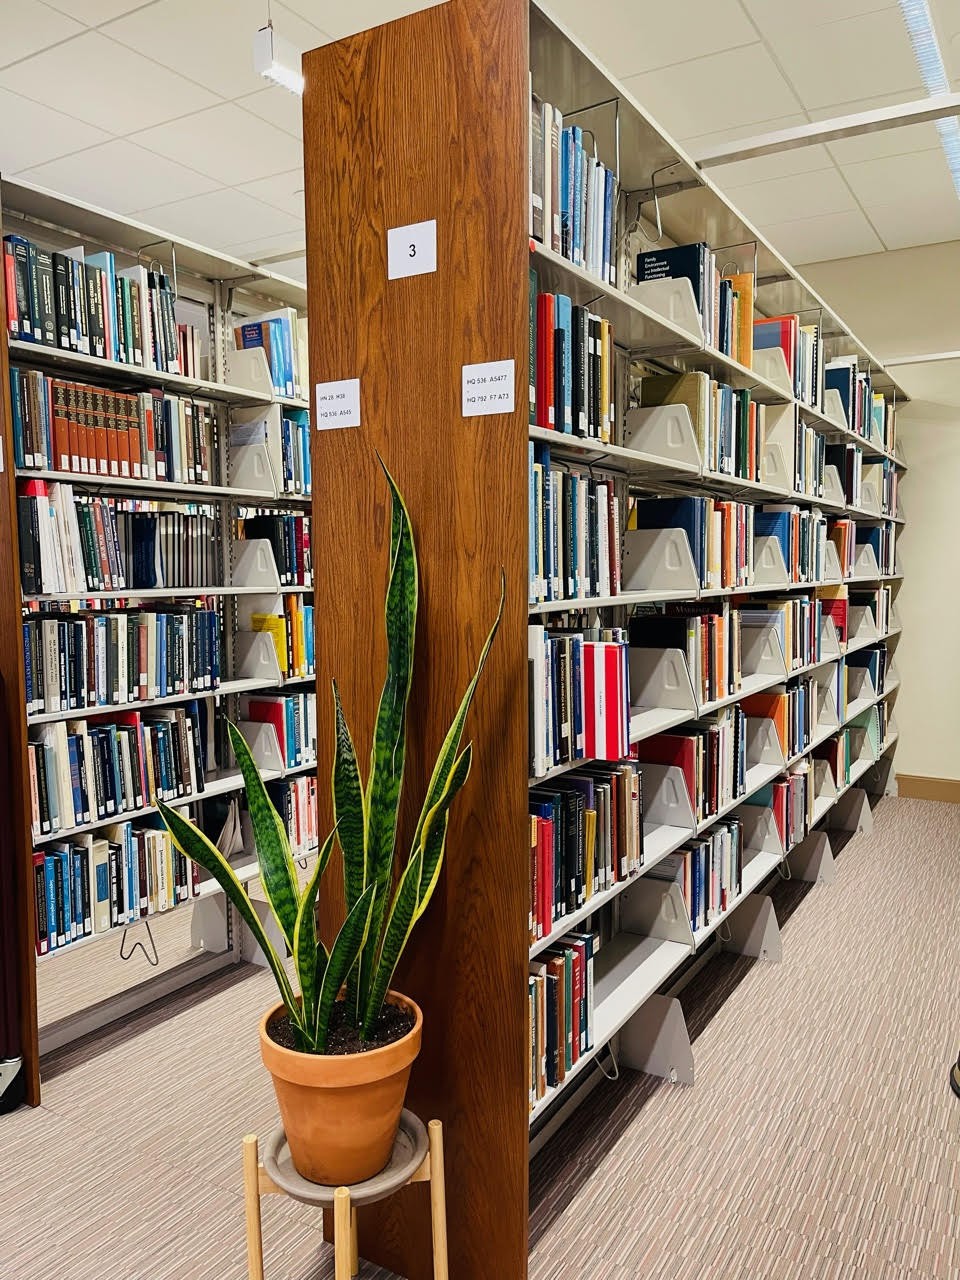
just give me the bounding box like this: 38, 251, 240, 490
0, 178, 314, 1103
302, 2, 907, 1277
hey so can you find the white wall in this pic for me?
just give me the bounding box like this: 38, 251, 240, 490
894, 414, 960, 779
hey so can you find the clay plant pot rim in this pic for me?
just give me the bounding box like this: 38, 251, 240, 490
259, 990, 422, 1088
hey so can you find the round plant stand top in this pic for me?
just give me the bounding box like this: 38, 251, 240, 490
261, 1109, 429, 1207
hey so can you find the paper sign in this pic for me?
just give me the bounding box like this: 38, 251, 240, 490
462, 359, 515, 417
315, 378, 361, 430
387, 220, 437, 280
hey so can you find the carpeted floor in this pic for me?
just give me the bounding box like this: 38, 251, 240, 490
1, 796, 958, 1279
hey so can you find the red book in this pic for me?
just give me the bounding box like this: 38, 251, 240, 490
246, 697, 287, 762
603, 642, 623, 760
582, 641, 597, 758
635, 733, 698, 815
535, 293, 555, 429
539, 816, 553, 930
3, 245, 18, 337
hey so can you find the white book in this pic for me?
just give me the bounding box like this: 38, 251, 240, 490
596, 483, 610, 598
116, 264, 153, 370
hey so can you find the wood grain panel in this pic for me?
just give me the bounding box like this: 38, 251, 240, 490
895, 775, 960, 804
303, 1, 530, 1275
0, 184, 41, 1104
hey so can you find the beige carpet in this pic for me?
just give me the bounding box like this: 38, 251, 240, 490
1, 796, 958, 1279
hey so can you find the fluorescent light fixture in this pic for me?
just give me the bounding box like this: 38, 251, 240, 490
897, 0, 960, 197
254, 21, 304, 95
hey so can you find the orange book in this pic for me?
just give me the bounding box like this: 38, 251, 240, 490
723, 270, 754, 368
125, 395, 142, 480
741, 691, 789, 756
51, 378, 71, 473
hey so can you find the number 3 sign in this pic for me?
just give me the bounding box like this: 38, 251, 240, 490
387, 220, 437, 279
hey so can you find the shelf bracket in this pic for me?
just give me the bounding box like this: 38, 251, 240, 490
787, 830, 836, 885
618, 994, 694, 1085
720, 894, 782, 963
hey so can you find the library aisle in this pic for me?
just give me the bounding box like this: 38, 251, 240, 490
1, 794, 956, 1280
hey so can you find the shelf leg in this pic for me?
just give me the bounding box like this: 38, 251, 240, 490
829, 787, 874, 836
720, 894, 782, 963
788, 831, 835, 885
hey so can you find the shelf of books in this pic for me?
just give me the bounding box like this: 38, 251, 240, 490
0, 178, 318, 1094
300, 2, 909, 1275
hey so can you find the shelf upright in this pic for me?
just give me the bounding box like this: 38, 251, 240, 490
0, 183, 40, 1105
303, 1, 531, 1277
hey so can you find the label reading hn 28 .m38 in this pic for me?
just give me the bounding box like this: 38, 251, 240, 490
315, 378, 361, 430
462, 359, 515, 417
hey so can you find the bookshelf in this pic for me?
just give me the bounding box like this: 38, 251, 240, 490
302, 1, 907, 1277
0, 179, 315, 1094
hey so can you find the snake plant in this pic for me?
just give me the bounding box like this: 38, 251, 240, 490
157, 460, 503, 1052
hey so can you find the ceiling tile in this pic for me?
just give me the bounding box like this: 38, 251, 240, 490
274, 255, 307, 283
727, 166, 857, 226
930, 0, 960, 82
759, 208, 884, 264
758, 9, 923, 111
842, 146, 955, 208
0, 0, 85, 68
41, 0, 149, 23
622, 46, 803, 141
102, 0, 329, 101
237, 170, 305, 219
15, 139, 219, 213
235, 87, 303, 139
0, 31, 219, 133
131, 103, 303, 186
0, 86, 110, 172
543, 0, 755, 79
707, 143, 834, 190
868, 188, 960, 250
130, 189, 302, 252
287, 0, 444, 41
222, 230, 307, 261
742, 0, 898, 23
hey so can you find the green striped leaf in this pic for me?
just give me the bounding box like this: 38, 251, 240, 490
229, 722, 300, 954
411, 572, 504, 854
332, 681, 366, 912
362, 848, 422, 1038
292, 826, 337, 1046
315, 884, 377, 1052
361, 462, 418, 1006
157, 799, 303, 1036
413, 743, 472, 922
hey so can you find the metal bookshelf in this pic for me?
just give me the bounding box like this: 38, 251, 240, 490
0, 178, 313, 1099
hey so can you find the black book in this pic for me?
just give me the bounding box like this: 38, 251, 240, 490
34, 249, 57, 347
84, 264, 106, 359
108, 842, 122, 925
589, 315, 601, 436
17, 494, 40, 594
158, 276, 179, 373
571, 305, 588, 436
33, 857, 48, 953
51, 253, 74, 351
75, 843, 92, 934
545, 973, 560, 1087
635, 243, 707, 319
34, 745, 51, 832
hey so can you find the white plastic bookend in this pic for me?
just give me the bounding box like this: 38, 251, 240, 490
237, 720, 284, 774
230, 443, 279, 497
628, 276, 704, 344
746, 716, 786, 768
236, 630, 284, 683
823, 387, 848, 429
641, 762, 697, 833
861, 481, 882, 516
620, 879, 695, 950
720, 893, 782, 963
820, 616, 842, 659
847, 666, 876, 703
752, 346, 793, 397
189, 895, 230, 954
853, 543, 880, 580
227, 345, 273, 396
751, 535, 789, 589
822, 465, 846, 508
618, 994, 694, 1085
830, 787, 873, 836
621, 526, 700, 595
621, 404, 701, 471
822, 540, 843, 585
741, 624, 788, 679
629, 646, 697, 716
816, 685, 840, 730
894, 549, 904, 576
231, 538, 282, 590
890, 601, 902, 631
847, 605, 880, 642
760, 442, 791, 491
735, 803, 785, 857
813, 758, 837, 802
788, 830, 835, 885
848, 725, 875, 766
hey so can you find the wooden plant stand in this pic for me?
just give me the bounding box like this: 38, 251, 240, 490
243, 1111, 448, 1280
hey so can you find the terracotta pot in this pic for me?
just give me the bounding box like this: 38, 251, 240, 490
259, 991, 422, 1185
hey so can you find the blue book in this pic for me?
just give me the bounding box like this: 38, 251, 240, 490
538, 444, 554, 599
554, 294, 573, 433
560, 129, 572, 259
754, 509, 791, 568
157, 616, 167, 698
602, 168, 615, 285
71, 847, 86, 936
568, 474, 579, 596
54, 848, 74, 941
124, 825, 137, 923
9, 369, 26, 467
44, 855, 60, 948
824, 365, 854, 429
67, 734, 84, 826
103, 727, 123, 812
635, 243, 706, 315
572, 127, 583, 267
